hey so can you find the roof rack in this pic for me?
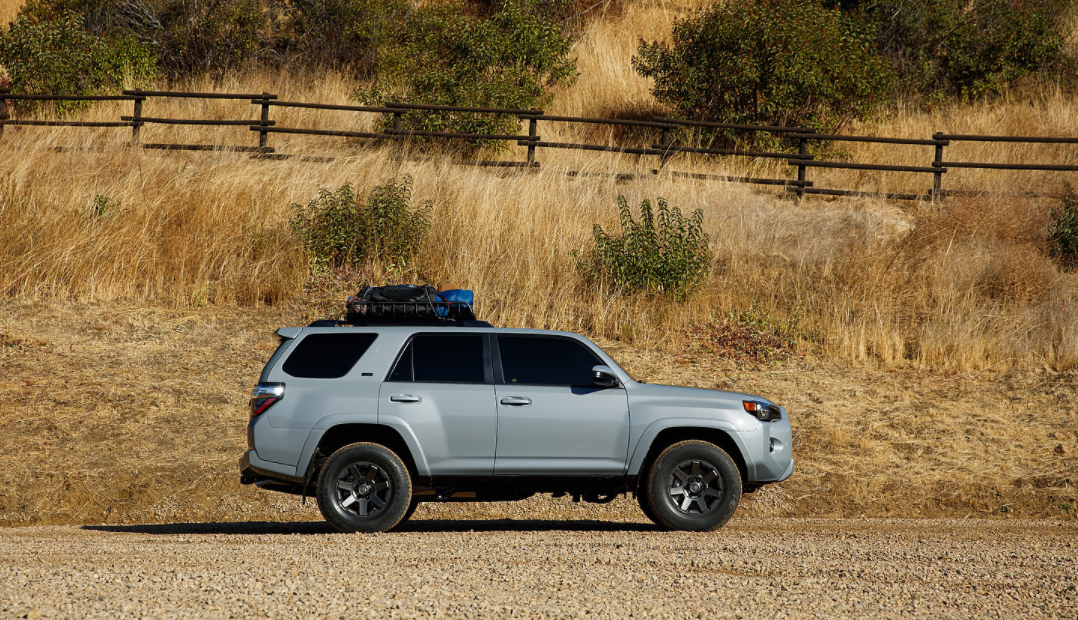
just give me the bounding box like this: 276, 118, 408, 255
307, 318, 495, 328
308, 299, 493, 328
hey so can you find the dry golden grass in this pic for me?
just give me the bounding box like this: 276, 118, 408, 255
0, 300, 1074, 526
0, 0, 21, 25
2, 71, 1077, 370
1, 2, 1077, 525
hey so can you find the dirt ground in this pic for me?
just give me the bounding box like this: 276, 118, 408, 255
1, 519, 1075, 619
1, 299, 1076, 526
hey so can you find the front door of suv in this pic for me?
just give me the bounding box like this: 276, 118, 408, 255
492, 335, 630, 475
379, 333, 497, 475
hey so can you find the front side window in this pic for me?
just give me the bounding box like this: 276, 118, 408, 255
282, 333, 378, 379
497, 335, 602, 387
387, 334, 487, 384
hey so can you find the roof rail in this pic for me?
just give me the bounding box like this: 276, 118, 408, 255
307, 319, 494, 328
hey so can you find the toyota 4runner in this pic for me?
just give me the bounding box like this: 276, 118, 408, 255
239, 318, 794, 532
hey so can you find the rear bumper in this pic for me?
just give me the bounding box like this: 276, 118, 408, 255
239, 450, 303, 484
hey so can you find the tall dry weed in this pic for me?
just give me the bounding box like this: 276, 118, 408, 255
1, 4, 1077, 370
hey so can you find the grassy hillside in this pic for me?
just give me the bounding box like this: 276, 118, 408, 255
0, 2, 1076, 524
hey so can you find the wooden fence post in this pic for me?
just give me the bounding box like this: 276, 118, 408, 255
392, 109, 403, 162
131, 89, 143, 145
258, 92, 271, 151
527, 109, 538, 167
0, 87, 9, 140
796, 135, 808, 198
932, 132, 945, 200
658, 122, 671, 171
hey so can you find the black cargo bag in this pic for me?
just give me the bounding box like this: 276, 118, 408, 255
346, 284, 474, 322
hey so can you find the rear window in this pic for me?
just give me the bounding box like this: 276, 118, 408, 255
387, 334, 487, 384
282, 333, 378, 379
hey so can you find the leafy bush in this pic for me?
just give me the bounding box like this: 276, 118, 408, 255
112, 0, 269, 78
825, 0, 1074, 101
359, 0, 576, 144
0, 11, 155, 110
575, 196, 712, 297
632, 0, 891, 132
289, 176, 432, 269
1049, 185, 1078, 269
87, 193, 118, 218
287, 0, 408, 74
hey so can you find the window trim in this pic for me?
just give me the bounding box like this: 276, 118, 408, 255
384, 332, 493, 385
493, 334, 611, 388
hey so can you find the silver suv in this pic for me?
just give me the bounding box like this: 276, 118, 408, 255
239, 321, 794, 532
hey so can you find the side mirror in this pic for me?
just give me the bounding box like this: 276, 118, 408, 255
591, 365, 620, 388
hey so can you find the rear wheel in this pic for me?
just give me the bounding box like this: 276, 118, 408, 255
645, 440, 741, 532
316, 442, 412, 533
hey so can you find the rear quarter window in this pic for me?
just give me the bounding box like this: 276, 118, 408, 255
282, 333, 378, 379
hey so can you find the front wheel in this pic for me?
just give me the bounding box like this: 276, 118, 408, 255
316, 442, 412, 533
645, 440, 741, 532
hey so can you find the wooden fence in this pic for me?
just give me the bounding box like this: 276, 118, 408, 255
4, 87, 1078, 201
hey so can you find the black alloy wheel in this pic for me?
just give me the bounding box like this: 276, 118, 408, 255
316, 442, 412, 533
667, 459, 723, 515
645, 440, 741, 531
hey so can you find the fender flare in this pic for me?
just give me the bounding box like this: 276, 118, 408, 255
625, 417, 756, 481
295, 413, 432, 479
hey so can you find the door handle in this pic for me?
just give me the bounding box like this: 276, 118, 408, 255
390, 394, 421, 403
500, 396, 532, 406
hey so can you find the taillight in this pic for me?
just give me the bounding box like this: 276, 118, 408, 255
249, 382, 285, 419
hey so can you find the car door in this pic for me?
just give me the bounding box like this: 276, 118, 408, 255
378, 333, 497, 475
492, 334, 630, 475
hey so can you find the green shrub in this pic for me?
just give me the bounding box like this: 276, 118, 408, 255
0, 11, 155, 111
114, 0, 269, 78
632, 0, 891, 132
359, 0, 576, 145
1049, 185, 1078, 269
575, 195, 712, 297
289, 176, 432, 269
288, 0, 408, 74
825, 0, 1074, 101
87, 194, 117, 218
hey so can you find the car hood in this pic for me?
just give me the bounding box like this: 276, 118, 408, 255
628, 381, 773, 406
624, 381, 772, 433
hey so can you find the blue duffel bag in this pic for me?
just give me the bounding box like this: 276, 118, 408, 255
435, 289, 474, 316
437, 289, 474, 305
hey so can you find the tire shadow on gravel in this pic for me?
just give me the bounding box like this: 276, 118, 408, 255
82, 519, 659, 535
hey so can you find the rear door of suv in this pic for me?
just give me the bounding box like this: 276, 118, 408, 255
379, 332, 498, 475
492, 334, 630, 475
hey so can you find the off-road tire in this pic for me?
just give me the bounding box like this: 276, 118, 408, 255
388, 499, 421, 531
636, 486, 660, 525
316, 442, 412, 533
645, 440, 741, 532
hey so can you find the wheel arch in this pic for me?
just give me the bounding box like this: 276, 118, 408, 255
309, 424, 423, 481
630, 425, 750, 490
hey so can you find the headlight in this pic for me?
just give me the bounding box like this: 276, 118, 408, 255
743, 400, 781, 422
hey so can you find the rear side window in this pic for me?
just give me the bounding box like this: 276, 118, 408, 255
282, 333, 378, 379
387, 334, 486, 383
497, 335, 601, 387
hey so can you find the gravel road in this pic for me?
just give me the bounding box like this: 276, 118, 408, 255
1, 518, 1075, 619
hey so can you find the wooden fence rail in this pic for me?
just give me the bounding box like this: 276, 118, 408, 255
3, 87, 1078, 201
